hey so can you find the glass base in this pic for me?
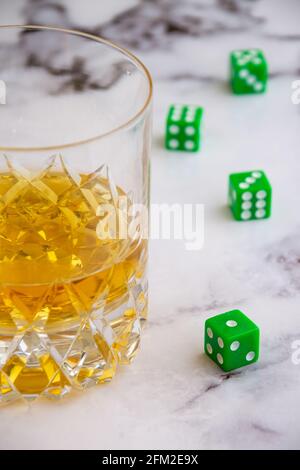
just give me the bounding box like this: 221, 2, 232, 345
0, 275, 147, 404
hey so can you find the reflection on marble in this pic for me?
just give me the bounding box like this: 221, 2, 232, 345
1, 0, 300, 450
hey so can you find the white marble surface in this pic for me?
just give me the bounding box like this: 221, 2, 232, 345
1, 0, 300, 450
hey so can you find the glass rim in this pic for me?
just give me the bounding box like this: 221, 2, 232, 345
0, 24, 153, 152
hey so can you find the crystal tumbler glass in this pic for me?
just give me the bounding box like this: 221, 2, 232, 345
0, 25, 152, 402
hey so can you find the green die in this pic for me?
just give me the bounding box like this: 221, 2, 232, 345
165, 104, 203, 152
228, 170, 272, 221
230, 49, 268, 94
204, 310, 260, 372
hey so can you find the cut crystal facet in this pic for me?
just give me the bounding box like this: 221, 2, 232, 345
0, 155, 148, 403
